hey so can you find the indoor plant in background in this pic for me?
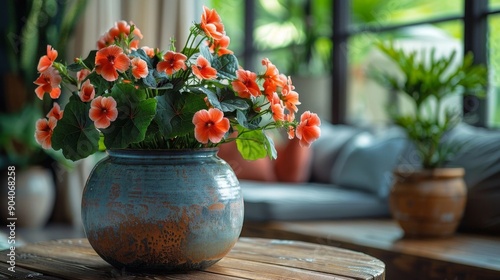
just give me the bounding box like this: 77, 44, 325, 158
0, 0, 86, 228
32, 6, 321, 272
374, 42, 487, 237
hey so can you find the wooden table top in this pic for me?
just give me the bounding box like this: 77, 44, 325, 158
242, 220, 500, 280
0, 237, 384, 279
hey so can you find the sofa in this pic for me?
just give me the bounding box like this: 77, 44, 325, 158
240, 122, 500, 234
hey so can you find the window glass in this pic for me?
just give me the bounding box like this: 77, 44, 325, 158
489, 15, 500, 127
210, 0, 245, 63
351, 0, 463, 29
347, 21, 463, 126
491, 0, 500, 9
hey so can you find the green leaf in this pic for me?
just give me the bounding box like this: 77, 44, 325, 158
218, 88, 250, 112
86, 71, 113, 96
235, 128, 271, 160
211, 54, 239, 80
191, 86, 222, 110
67, 50, 97, 72
51, 97, 99, 161
199, 44, 213, 63
101, 84, 157, 148
154, 90, 207, 138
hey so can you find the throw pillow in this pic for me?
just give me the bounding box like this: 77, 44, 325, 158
310, 123, 364, 183
330, 131, 406, 198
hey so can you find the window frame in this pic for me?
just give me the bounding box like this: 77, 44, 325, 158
242, 0, 499, 126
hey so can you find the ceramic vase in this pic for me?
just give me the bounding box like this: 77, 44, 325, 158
81, 149, 243, 272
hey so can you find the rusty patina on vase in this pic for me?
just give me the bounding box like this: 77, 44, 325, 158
81, 149, 243, 272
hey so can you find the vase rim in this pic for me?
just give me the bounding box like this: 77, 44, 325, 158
107, 148, 219, 158
393, 167, 465, 178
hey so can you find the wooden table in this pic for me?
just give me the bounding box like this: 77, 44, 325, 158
243, 220, 500, 280
0, 237, 384, 279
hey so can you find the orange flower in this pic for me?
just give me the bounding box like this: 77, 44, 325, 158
141, 46, 156, 58
271, 103, 285, 122
261, 58, 285, 100
79, 80, 96, 102
47, 103, 63, 120
131, 57, 148, 79
285, 114, 295, 139
296, 111, 321, 147
98, 20, 143, 49
200, 6, 225, 40
35, 117, 57, 149
89, 96, 118, 129
157, 51, 187, 75
192, 108, 230, 144
191, 56, 217, 80
33, 67, 62, 100
77, 69, 91, 85
231, 69, 260, 98
37, 45, 58, 73
95, 45, 131, 82
282, 77, 300, 114
209, 35, 233, 56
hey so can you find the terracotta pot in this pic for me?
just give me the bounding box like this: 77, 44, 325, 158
389, 168, 467, 238
81, 149, 243, 272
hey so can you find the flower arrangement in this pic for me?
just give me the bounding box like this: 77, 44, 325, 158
33, 6, 321, 161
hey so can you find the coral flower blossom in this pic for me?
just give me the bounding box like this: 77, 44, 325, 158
271, 103, 285, 122
47, 103, 63, 120
37, 45, 58, 73
34, 67, 62, 100
97, 20, 143, 49
157, 51, 187, 75
209, 35, 233, 56
95, 45, 131, 82
296, 111, 321, 148
35, 117, 57, 149
141, 46, 156, 58
261, 58, 285, 99
282, 90, 300, 114
131, 57, 148, 79
79, 80, 96, 102
192, 108, 230, 144
192, 56, 217, 80
89, 96, 118, 129
200, 6, 225, 40
76, 69, 91, 85
231, 69, 260, 98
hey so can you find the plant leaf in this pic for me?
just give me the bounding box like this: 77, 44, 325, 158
213, 54, 239, 80
101, 84, 157, 148
154, 90, 207, 138
67, 50, 97, 72
235, 128, 271, 160
51, 96, 99, 161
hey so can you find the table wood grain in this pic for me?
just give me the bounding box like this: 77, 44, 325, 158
0, 237, 384, 279
242, 220, 500, 280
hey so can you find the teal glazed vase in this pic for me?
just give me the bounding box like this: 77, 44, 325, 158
81, 149, 243, 272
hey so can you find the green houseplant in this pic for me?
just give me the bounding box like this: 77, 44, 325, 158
374, 42, 487, 237
32, 6, 321, 271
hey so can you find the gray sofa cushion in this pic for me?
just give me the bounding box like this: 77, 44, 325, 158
241, 180, 390, 221
310, 123, 363, 183
330, 131, 406, 198
444, 123, 500, 233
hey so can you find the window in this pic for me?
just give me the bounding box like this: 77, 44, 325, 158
212, 0, 499, 127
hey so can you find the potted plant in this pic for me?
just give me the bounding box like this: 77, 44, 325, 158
374, 42, 487, 237
31, 6, 321, 271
